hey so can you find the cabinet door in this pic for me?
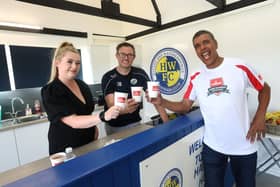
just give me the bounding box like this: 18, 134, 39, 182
0, 130, 19, 172
14, 122, 49, 165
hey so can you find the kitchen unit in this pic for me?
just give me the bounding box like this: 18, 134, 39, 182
0, 117, 49, 172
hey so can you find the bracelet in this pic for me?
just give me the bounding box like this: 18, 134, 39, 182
99, 111, 109, 122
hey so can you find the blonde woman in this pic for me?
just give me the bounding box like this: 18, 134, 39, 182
41, 42, 120, 155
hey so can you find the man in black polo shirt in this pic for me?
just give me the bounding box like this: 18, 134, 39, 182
101, 42, 168, 135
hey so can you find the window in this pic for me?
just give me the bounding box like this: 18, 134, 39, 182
0, 45, 11, 91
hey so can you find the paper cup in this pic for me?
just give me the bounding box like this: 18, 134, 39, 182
114, 92, 128, 108
49, 152, 66, 166
147, 81, 160, 98
131, 86, 143, 102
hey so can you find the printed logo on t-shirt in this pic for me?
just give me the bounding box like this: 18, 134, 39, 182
130, 78, 138, 85
208, 77, 230, 96
117, 81, 122, 87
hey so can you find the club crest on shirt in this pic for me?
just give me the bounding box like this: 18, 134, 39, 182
208, 77, 230, 96
130, 78, 138, 85
117, 81, 122, 87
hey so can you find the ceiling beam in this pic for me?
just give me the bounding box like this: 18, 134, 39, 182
126, 0, 269, 40
16, 0, 157, 27
151, 0, 162, 26
206, 0, 226, 9
0, 25, 88, 38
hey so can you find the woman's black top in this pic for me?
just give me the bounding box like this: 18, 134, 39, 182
41, 79, 95, 155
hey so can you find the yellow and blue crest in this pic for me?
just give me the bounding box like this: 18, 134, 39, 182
150, 48, 188, 95
160, 168, 183, 187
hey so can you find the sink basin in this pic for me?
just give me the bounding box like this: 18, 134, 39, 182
0, 114, 43, 126
16, 114, 41, 123
0, 118, 14, 126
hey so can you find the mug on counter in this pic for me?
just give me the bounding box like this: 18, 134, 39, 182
49, 152, 66, 166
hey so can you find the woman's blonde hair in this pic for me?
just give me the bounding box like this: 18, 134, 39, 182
48, 42, 79, 83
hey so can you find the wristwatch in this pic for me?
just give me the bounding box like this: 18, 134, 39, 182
99, 111, 108, 122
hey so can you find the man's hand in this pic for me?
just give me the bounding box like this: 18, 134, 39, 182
246, 116, 266, 143
121, 98, 139, 114
145, 91, 163, 106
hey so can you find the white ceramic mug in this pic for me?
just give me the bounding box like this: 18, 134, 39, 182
147, 81, 160, 98
114, 92, 128, 108
131, 86, 143, 102
49, 152, 66, 167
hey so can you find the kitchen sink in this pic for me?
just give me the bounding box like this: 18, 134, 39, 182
0, 114, 44, 126
16, 114, 41, 123
0, 118, 14, 126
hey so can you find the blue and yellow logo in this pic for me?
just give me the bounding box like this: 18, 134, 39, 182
160, 168, 183, 187
150, 48, 188, 95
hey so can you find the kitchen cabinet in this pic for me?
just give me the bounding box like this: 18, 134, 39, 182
0, 120, 49, 173
14, 121, 49, 165
0, 130, 19, 172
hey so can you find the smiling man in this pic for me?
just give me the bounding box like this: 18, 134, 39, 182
148, 30, 270, 187
101, 42, 168, 135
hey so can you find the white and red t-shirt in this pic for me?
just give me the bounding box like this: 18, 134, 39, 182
184, 58, 264, 155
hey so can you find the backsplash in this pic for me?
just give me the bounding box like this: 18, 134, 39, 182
0, 88, 43, 119
0, 84, 104, 120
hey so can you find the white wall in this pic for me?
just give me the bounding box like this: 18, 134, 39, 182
130, 0, 280, 176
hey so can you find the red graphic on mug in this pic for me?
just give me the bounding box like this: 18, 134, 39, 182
117, 97, 126, 103
152, 85, 160, 91
133, 90, 141, 96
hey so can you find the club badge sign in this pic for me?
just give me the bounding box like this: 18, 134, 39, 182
139, 127, 204, 187
150, 48, 188, 95
160, 168, 183, 187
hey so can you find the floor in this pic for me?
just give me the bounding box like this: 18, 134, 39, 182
256, 173, 280, 187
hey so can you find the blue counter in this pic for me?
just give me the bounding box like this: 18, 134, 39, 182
4, 109, 233, 187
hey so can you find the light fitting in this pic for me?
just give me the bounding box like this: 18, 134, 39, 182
0, 21, 42, 30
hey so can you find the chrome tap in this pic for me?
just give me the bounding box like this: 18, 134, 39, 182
11, 97, 24, 118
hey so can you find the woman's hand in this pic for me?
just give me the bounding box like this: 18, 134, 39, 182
105, 106, 120, 121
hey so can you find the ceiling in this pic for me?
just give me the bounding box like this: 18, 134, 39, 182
0, 0, 266, 39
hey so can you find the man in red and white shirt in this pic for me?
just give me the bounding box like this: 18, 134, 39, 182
149, 30, 270, 187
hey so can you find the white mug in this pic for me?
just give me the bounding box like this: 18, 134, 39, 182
131, 86, 143, 102
49, 152, 66, 167
114, 92, 128, 108
147, 81, 160, 98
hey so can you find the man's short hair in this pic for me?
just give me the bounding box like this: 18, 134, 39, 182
192, 30, 216, 43
116, 42, 135, 55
